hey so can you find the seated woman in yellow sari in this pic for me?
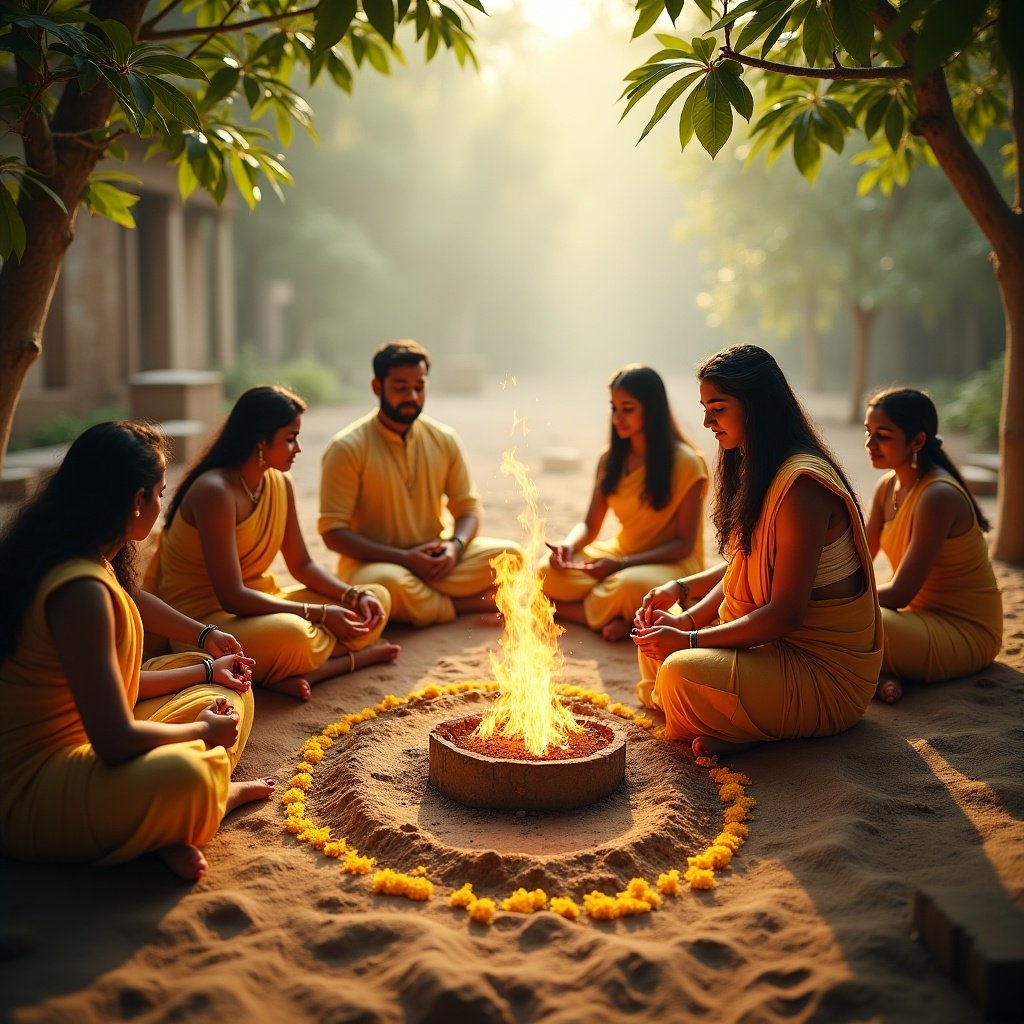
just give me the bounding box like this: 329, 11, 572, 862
542, 365, 707, 641
864, 388, 1002, 703
148, 386, 399, 701
0, 422, 274, 881
632, 345, 881, 757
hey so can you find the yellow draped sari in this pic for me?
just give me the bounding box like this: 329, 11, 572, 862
879, 475, 1001, 681
542, 444, 707, 630
0, 559, 234, 864
147, 469, 388, 683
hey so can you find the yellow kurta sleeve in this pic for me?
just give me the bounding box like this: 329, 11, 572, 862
879, 475, 1002, 681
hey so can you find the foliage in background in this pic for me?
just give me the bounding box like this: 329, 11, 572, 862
621, 0, 1023, 561
940, 354, 1005, 446
8, 404, 127, 452
0, 0, 488, 474
221, 345, 351, 405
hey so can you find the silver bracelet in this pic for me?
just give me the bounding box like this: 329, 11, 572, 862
689, 630, 699, 649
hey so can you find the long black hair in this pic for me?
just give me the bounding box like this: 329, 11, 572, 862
600, 365, 692, 511
164, 385, 306, 526
0, 421, 168, 663
698, 345, 860, 556
867, 386, 990, 531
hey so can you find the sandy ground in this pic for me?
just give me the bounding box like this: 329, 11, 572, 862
1, 370, 1021, 1024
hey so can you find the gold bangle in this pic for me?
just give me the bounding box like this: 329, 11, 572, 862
302, 602, 310, 621
319, 604, 328, 624
683, 611, 696, 630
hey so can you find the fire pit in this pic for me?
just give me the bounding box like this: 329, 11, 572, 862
429, 713, 626, 811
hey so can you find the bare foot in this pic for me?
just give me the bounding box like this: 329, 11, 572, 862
874, 675, 903, 704
226, 777, 277, 814
692, 735, 758, 759
351, 640, 401, 671
601, 617, 632, 642
262, 676, 312, 701
157, 844, 208, 881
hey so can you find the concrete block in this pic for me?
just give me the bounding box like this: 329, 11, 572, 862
961, 464, 998, 497
159, 419, 208, 465
913, 887, 1024, 1020
129, 370, 223, 432
0, 467, 42, 501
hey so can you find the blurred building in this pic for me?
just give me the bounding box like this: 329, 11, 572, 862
11, 140, 235, 442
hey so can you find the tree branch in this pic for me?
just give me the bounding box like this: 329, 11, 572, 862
1010, 67, 1023, 212
720, 45, 910, 80
185, 0, 245, 60
140, 6, 318, 41
139, 0, 186, 37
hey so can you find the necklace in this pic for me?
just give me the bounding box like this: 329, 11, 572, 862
239, 470, 264, 506
892, 474, 919, 514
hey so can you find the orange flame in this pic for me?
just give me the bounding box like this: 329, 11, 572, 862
474, 446, 581, 756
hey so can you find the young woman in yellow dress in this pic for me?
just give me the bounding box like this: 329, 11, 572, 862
147, 386, 400, 702
632, 345, 881, 757
864, 388, 1002, 703
0, 422, 274, 881
542, 365, 708, 641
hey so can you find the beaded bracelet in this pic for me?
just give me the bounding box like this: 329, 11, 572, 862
203, 658, 214, 684
197, 623, 217, 649
675, 578, 690, 602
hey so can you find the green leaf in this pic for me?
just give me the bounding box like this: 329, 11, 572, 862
632, 1, 664, 40
693, 75, 733, 157
812, 104, 845, 152
363, 0, 396, 44
678, 81, 702, 149
691, 35, 715, 63
708, 0, 771, 33
72, 53, 100, 93
130, 54, 207, 81
243, 75, 262, 108
126, 73, 155, 119
0, 32, 42, 66
760, 11, 792, 57
828, 0, 874, 66
913, 0, 988, 84
397, 0, 412, 19
204, 65, 240, 107
0, 185, 27, 261
717, 66, 754, 120
666, 0, 684, 22
100, 18, 133, 62
801, 2, 834, 66
638, 70, 705, 143
792, 109, 822, 180
863, 93, 890, 139
883, 97, 904, 150
415, 0, 430, 39
82, 180, 139, 228
735, 0, 793, 54
315, 0, 358, 53
621, 63, 692, 119
146, 76, 202, 131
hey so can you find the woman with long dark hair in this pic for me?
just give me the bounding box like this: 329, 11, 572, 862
542, 365, 707, 641
0, 422, 274, 881
147, 385, 400, 701
864, 387, 1002, 702
632, 345, 881, 756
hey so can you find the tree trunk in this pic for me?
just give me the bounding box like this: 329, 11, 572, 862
848, 303, 876, 425
992, 244, 1024, 564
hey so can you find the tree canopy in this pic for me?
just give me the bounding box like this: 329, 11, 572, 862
622, 0, 1023, 562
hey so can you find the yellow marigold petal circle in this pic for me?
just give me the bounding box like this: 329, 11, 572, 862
281, 681, 755, 923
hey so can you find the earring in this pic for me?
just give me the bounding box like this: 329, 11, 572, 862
911, 451, 918, 471
258, 446, 266, 469
134, 509, 141, 518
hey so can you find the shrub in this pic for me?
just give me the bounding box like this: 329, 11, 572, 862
940, 354, 1003, 445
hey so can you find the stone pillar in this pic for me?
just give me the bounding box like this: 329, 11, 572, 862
139, 195, 188, 369
214, 209, 236, 369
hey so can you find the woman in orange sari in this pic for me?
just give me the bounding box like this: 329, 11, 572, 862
632, 345, 881, 757
864, 388, 1002, 702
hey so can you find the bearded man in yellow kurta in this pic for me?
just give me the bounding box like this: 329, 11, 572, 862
319, 341, 522, 626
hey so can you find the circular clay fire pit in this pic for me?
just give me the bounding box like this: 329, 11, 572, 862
428, 714, 626, 811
